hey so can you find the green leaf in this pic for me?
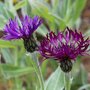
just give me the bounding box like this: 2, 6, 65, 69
30, 1, 54, 22
6, 9, 15, 19
50, 13, 66, 30
45, 66, 64, 90
72, 0, 86, 21
0, 15, 7, 29
1, 64, 34, 79
25, 0, 32, 16
71, 64, 88, 90
51, 0, 59, 9
36, 26, 48, 36
78, 84, 90, 90
15, 0, 25, 10
0, 40, 15, 48
67, 0, 86, 26
0, 1, 17, 23
1, 49, 14, 64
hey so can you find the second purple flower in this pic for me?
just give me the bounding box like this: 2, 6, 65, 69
38, 27, 90, 72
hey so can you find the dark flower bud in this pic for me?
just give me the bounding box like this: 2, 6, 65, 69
60, 59, 72, 73
23, 35, 37, 53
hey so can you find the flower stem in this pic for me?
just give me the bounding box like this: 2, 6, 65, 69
64, 73, 72, 90
36, 59, 44, 90
28, 52, 44, 90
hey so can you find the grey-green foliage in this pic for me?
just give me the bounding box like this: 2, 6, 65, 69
1, 64, 34, 79
0, 0, 18, 29
0, 0, 87, 90
45, 67, 64, 90
23, 0, 86, 30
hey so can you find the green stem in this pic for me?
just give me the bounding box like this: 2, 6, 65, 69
36, 58, 44, 90
30, 52, 44, 90
64, 73, 71, 90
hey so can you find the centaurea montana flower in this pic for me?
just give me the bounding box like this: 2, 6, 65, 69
38, 27, 90, 72
3, 15, 42, 52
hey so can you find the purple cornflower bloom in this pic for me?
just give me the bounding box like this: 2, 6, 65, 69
3, 15, 42, 52
3, 15, 42, 40
39, 27, 90, 72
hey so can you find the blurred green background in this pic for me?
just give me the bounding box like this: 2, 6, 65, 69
0, 0, 90, 90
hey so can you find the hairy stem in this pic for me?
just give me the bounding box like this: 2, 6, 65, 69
64, 73, 72, 90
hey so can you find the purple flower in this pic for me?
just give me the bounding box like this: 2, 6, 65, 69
3, 15, 42, 40
38, 27, 90, 72
3, 15, 43, 52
